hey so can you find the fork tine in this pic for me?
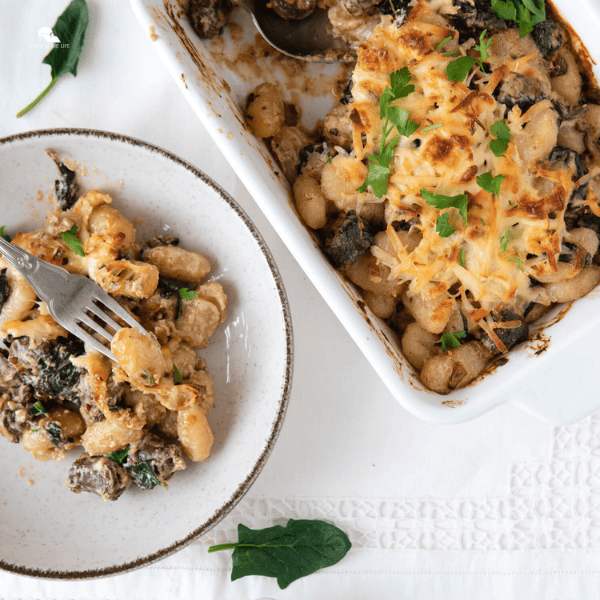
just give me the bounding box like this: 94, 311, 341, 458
92, 292, 146, 332
68, 322, 117, 362
76, 313, 113, 342
86, 302, 122, 332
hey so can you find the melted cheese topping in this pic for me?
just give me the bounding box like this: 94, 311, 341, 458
348, 10, 578, 315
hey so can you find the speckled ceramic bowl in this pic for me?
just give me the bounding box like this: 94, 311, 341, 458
131, 0, 600, 425
0, 129, 292, 578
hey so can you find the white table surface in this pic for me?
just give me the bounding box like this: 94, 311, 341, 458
1, 2, 600, 598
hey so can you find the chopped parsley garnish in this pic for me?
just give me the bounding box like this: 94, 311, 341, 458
108, 446, 130, 464
421, 189, 468, 237
435, 35, 453, 50
357, 68, 419, 198
421, 123, 443, 133
459, 248, 466, 267
476, 172, 505, 196
489, 119, 512, 157
500, 229, 511, 253
440, 330, 466, 352
491, 0, 546, 37
173, 364, 184, 384
176, 287, 199, 320
506, 249, 525, 270
144, 370, 154, 387
179, 287, 198, 300
481, 218, 486, 226
30, 401, 47, 416
60, 224, 85, 256
326, 156, 332, 164
473, 30, 492, 72
0, 226, 10, 242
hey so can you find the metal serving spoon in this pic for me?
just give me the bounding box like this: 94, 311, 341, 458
233, 0, 354, 62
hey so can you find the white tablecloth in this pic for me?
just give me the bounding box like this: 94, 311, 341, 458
1, 2, 599, 598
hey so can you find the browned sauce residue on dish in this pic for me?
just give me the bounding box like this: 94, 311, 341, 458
35, 190, 43, 202
442, 400, 465, 408
149, 25, 160, 41
527, 331, 551, 356
181, 73, 188, 89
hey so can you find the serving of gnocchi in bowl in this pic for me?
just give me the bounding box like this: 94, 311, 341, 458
0, 129, 292, 578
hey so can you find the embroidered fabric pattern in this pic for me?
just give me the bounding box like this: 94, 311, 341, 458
200, 415, 600, 550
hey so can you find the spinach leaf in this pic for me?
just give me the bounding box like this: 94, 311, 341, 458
0, 269, 10, 314
126, 461, 167, 490
36, 336, 85, 399
17, 0, 89, 117
45, 421, 63, 447
209, 519, 352, 589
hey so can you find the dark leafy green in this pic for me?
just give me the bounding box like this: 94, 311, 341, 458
0, 226, 11, 242
491, 0, 545, 37
17, 0, 89, 117
209, 519, 352, 589
126, 461, 167, 490
0, 269, 10, 314
45, 421, 63, 447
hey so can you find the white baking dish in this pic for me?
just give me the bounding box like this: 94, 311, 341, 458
131, 0, 600, 425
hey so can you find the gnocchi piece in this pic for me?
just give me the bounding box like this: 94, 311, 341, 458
402, 322, 442, 371
271, 126, 312, 183
142, 245, 211, 282
177, 403, 214, 462
246, 83, 285, 139
81, 418, 144, 456
293, 173, 328, 229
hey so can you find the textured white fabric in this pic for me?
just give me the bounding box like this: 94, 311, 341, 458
0, 1, 599, 598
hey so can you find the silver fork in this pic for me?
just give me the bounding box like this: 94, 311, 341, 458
0, 237, 148, 361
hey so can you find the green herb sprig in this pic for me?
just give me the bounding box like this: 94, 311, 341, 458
30, 401, 47, 417
209, 519, 352, 589
500, 229, 511, 253
17, 0, 89, 117
440, 330, 467, 352
421, 189, 469, 238
173, 364, 184, 384
446, 30, 492, 82
144, 370, 154, 387
108, 447, 130, 464
491, 0, 546, 37
60, 224, 85, 256
176, 287, 199, 320
357, 68, 419, 198
489, 120, 512, 157
506, 249, 525, 270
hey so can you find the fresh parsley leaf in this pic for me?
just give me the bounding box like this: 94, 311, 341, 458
144, 370, 154, 387
436, 35, 453, 50
421, 189, 468, 226
489, 119, 511, 157
60, 224, 85, 256
481, 218, 486, 226
17, 0, 89, 117
491, 0, 545, 37
30, 401, 47, 417
173, 364, 184, 385
500, 229, 511, 253
387, 106, 420, 138
387, 67, 415, 101
326, 156, 332, 164
446, 56, 477, 82
209, 519, 352, 590
436, 212, 457, 237
477, 172, 505, 196
356, 137, 400, 198
0, 226, 10, 242
108, 446, 130, 464
440, 330, 467, 352
179, 287, 199, 301
459, 248, 466, 267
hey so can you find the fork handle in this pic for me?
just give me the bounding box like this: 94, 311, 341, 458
0, 236, 70, 303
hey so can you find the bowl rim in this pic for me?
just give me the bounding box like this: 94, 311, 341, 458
0, 127, 294, 580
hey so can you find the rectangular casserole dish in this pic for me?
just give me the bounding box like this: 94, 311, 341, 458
131, 0, 600, 424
